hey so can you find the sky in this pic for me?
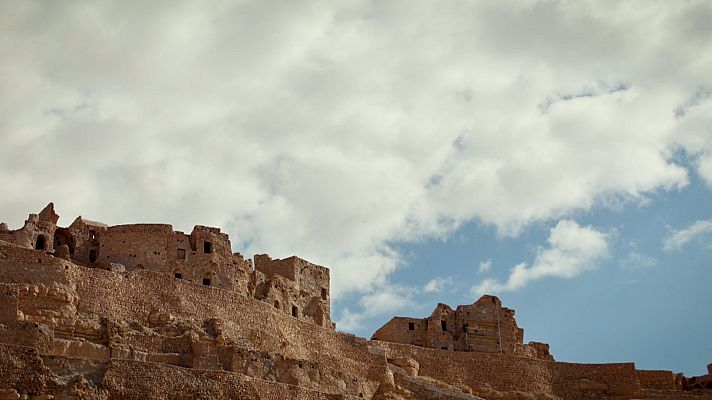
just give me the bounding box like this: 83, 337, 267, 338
1, 0, 711, 376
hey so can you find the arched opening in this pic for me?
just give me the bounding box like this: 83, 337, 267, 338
174, 270, 182, 279
202, 272, 212, 286
53, 229, 75, 255
292, 306, 299, 318
35, 235, 46, 250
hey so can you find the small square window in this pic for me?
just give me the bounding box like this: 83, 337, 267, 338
408, 322, 415, 331
203, 242, 212, 253
177, 248, 186, 260
321, 288, 327, 300
174, 272, 182, 279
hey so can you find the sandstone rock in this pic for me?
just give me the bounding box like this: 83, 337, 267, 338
0, 389, 20, 400
0, 204, 709, 400
388, 357, 419, 377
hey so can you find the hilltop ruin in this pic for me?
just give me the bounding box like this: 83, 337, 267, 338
0, 203, 710, 399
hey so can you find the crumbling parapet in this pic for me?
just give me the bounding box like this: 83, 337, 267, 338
254, 254, 332, 328
0, 203, 334, 330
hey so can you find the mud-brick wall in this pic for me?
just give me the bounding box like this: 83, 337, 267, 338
0, 343, 59, 394
550, 361, 641, 398
374, 341, 555, 395
372, 317, 427, 346
0, 285, 18, 344
103, 359, 362, 400
0, 242, 73, 287
73, 268, 388, 385
637, 369, 677, 390
0, 234, 15, 244
98, 224, 172, 271
373, 340, 644, 398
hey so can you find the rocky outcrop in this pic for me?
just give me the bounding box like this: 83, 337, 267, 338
1, 205, 711, 399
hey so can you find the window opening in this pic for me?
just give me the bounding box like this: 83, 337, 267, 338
441, 320, 447, 332
89, 249, 97, 263
177, 248, 186, 260
174, 271, 182, 279
292, 306, 298, 317
408, 322, 415, 331
203, 241, 212, 253
321, 288, 327, 300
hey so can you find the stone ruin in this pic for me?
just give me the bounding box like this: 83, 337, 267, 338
0, 203, 710, 399
372, 295, 553, 361
0, 203, 332, 329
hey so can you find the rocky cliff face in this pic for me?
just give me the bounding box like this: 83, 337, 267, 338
1, 206, 711, 400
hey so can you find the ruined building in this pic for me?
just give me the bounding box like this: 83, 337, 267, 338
372, 295, 553, 361
0, 203, 331, 329
1, 203, 711, 400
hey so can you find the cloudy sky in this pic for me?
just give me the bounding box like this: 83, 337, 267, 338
1, 0, 711, 375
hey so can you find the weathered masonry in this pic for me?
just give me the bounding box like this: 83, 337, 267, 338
372, 295, 553, 360
0, 203, 332, 328
0, 203, 710, 399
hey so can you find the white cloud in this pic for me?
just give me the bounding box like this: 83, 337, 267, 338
0, 1, 710, 300
664, 220, 712, 252
478, 259, 492, 273
423, 277, 454, 293
335, 284, 416, 331
472, 220, 609, 295
620, 251, 657, 269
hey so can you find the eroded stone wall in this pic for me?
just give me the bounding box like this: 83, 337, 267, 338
372, 295, 553, 360
1, 205, 711, 400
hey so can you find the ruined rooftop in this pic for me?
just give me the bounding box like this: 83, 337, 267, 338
0, 203, 710, 399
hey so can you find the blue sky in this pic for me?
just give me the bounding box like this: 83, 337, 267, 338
1, 0, 711, 377
335, 162, 712, 376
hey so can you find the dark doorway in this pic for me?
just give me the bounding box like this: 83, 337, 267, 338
174, 271, 182, 279
292, 306, 298, 317
35, 235, 46, 250
441, 320, 447, 332
89, 249, 97, 263
203, 241, 212, 253
54, 229, 75, 255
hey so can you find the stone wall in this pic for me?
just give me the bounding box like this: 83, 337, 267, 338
254, 254, 331, 327
638, 370, 678, 390
0, 204, 329, 328
2, 205, 711, 400
372, 295, 553, 360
